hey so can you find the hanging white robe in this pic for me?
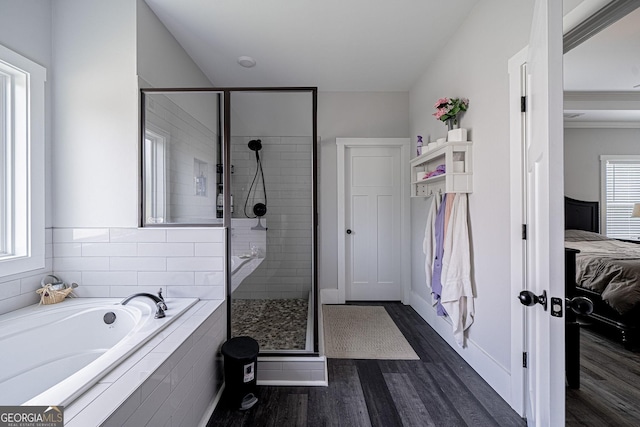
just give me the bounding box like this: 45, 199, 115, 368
440, 193, 475, 347
422, 195, 438, 293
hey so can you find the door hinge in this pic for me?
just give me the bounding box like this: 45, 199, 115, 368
522, 224, 527, 240
521, 96, 526, 113
523, 352, 528, 368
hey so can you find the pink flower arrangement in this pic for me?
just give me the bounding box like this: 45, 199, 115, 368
433, 97, 469, 125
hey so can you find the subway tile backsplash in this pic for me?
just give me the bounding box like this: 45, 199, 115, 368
52, 227, 225, 301
0, 226, 225, 314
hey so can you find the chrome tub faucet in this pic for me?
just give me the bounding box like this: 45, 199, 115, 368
121, 288, 167, 318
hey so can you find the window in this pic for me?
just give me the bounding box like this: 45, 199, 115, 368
144, 127, 167, 224
0, 44, 46, 276
601, 155, 640, 239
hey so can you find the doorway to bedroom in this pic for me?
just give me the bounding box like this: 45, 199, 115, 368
563, 1, 640, 424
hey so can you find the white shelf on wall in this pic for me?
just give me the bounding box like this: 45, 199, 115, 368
410, 141, 473, 197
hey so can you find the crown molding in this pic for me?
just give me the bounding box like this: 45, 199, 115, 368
564, 120, 640, 129
564, 0, 640, 53
564, 91, 640, 110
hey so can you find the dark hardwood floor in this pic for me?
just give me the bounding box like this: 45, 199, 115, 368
208, 302, 525, 427
566, 325, 640, 426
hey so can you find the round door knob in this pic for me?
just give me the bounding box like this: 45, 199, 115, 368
518, 290, 548, 311
346, 229, 352, 234
566, 296, 593, 315
518, 290, 536, 306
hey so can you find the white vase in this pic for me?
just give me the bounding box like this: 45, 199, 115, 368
447, 128, 467, 142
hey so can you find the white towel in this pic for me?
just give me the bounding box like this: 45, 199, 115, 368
441, 193, 475, 347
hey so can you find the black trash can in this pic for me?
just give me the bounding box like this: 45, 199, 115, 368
221, 336, 259, 410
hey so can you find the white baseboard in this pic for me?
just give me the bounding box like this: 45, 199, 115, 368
257, 380, 328, 386
409, 290, 512, 405
321, 288, 341, 304
197, 383, 225, 427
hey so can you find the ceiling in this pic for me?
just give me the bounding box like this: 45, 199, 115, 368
144, 0, 480, 92
144, 0, 640, 124
563, 2, 640, 125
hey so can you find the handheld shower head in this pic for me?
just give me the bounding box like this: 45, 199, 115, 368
248, 139, 262, 152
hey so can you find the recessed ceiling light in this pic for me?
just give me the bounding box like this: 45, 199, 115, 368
237, 56, 256, 68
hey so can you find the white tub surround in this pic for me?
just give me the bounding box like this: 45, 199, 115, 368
63, 299, 225, 427
52, 227, 225, 300
0, 297, 198, 406
257, 356, 327, 385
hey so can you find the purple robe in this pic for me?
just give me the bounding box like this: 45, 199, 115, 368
432, 194, 448, 316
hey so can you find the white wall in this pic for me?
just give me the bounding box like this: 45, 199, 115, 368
136, 0, 212, 89
0, 0, 53, 313
51, 0, 138, 227
409, 0, 534, 401
0, 0, 52, 228
318, 92, 410, 292
231, 92, 312, 137
52, 0, 213, 228
564, 127, 640, 201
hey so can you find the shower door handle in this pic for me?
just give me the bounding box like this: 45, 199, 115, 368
346, 229, 352, 235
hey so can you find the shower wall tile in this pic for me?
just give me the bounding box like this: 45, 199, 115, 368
53, 243, 82, 257
167, 228, 224, 243
194, 242, 225, 256
82, 242, 138, 257
231, 137, 312, 299
54, 227, 110, 243
55, 256, 111, 271
110, 257, 167, 271
138, 242, 194, 257
137, 272, 195, 287
82, 271, 138, 286
195, 271, 224, 286
110, 228, 167, 243
166, 256, 223, 271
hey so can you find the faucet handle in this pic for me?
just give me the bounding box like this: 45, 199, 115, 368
158, 288, 164, 301
155, 302, 166, 319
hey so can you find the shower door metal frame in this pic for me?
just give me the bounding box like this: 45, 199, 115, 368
139, 87, 319, 355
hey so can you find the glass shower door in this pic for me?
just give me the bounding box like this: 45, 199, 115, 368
228, 90, 316, 353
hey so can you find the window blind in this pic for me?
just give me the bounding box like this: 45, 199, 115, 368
605, 160, 640, 238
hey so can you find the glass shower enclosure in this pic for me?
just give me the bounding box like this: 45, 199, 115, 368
140, 88, 318, 355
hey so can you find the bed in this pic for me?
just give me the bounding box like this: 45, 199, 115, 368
564, 196, 640, 350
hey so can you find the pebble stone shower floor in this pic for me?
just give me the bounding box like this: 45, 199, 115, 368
231, 298, 309, 350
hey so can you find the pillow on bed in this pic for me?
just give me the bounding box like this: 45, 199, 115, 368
565, 229, 609, 242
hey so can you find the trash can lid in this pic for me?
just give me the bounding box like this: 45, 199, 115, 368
221, 336, 260, 359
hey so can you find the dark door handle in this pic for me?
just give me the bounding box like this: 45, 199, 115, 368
518, 290, 548, 311
346, 229, 352, 234
566, 296, 593, 315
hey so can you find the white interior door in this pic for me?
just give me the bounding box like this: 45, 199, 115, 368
523, 0, 565, 425
345, 145, 402, 300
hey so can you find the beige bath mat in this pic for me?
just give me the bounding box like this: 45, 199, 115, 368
323, 305, 419, 360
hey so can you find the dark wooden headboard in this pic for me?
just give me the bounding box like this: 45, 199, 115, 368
565, 197, 599, 233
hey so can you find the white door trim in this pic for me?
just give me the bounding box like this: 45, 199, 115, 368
508, 46, 528, 418
336, 138, 410, 304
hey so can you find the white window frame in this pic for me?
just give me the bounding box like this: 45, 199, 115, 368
144, 126, 168, 224
600, 155, 640, 239
0, 43, 46, 276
